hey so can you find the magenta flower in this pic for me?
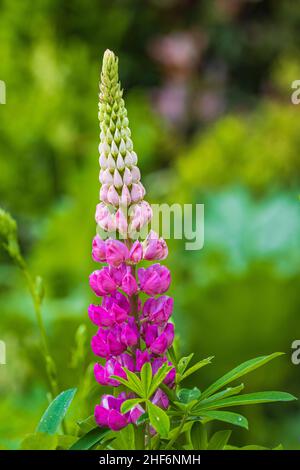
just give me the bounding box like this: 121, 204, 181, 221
89, 269, 117, 296
143, 322, 174, 355
106, 239, 129, 267
143, 231, 168, 260
92, 235, 107, 263
95, 393, 143, 431
94, 353, 135, 386
129, 240, 143, 264
142, 296, 173, 325
89, 50, 176, 433
138, 264, 171, 296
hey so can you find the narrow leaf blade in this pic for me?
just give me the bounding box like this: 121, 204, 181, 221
37, 388, 77, 435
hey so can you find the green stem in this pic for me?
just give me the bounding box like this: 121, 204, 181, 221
18, 257, 59, 399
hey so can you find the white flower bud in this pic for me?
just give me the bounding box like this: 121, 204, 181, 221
116, 154, 125, 170
131, 166, 141, 182
113, 169, 123, 188
123, 167, 132, 186
107, 154, 116, 170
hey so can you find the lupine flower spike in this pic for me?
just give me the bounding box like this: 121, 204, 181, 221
89, 50, 175, 432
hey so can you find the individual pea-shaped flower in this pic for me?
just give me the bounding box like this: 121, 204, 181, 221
135, 349, 151, 372
143, 322, 174, 355
121, 267, 138, 296
95, 203, 116, 232
95, 393, 143, 431
88, 300, 128, 327
143, 230, 168, 261
94, 353, 135, 386
92, 235, 106, 263
138, 264, 171, 296
91, 326, 125, 358
129, 240, 143, 264
105, 239, 129, 267
89, 268, 117, 296
129, 201, 152, 233
142, 296, 173, 325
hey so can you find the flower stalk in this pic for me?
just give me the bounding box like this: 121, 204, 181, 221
89, 50, 175, 439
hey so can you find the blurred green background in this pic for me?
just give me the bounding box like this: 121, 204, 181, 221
0, 0, 300, 449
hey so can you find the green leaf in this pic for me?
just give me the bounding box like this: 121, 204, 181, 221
177, 387, 201, 404
141, 362, 153, 397
77, 414, 96, 434
69, 427, 111, 450
192, 384, 244, 412
178, 353, 194, 375
197, 391, 296, 411
195, 410, 248, 430
179, 356, 214, 382
111, 424, 135, 450
121, 398, 144, 414
147, 401, 170, 438
207, 430, 232, 450
111, 369, 143, 396
124, 368, 144, 396
201, 352, 284, 399
21, 433, 58, 450
190, 422, 207, 450
148, 363, 173, 398
36, 388, 77, 435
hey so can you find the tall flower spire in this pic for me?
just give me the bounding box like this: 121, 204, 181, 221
89, 50, 174, 433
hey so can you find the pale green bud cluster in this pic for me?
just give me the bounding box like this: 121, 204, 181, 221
98, 50, 145, 208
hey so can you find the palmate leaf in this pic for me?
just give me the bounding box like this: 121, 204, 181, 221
147, 401, 170, 438
36, 388, 77, 435
148, 363, 173, 397
111, 369, 144, 397
192, 410, 248, 430
196, 391, 296, 411
201, 352, 283, 399
121, 398, 145, 414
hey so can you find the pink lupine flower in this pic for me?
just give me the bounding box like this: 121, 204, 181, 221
91, 326, 125, 357
105, 239, 129, 267
129, 240, 143, 264
95, 393, 144, 431
95, 203, 116, 232
151, 389, 169, 409
138, 264, 171, 296
142, 296, 173, 325
90, 50, 176, 433
143, 231, 168, 261
129, 201, 152, 232
92, 235, 107, 263
89, 268, 117, 296
136, 349, 151, 371
121, 269, 138, 295
88, 301, 128, 327
143, 322, 174, 355
94, 353, 135, 386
